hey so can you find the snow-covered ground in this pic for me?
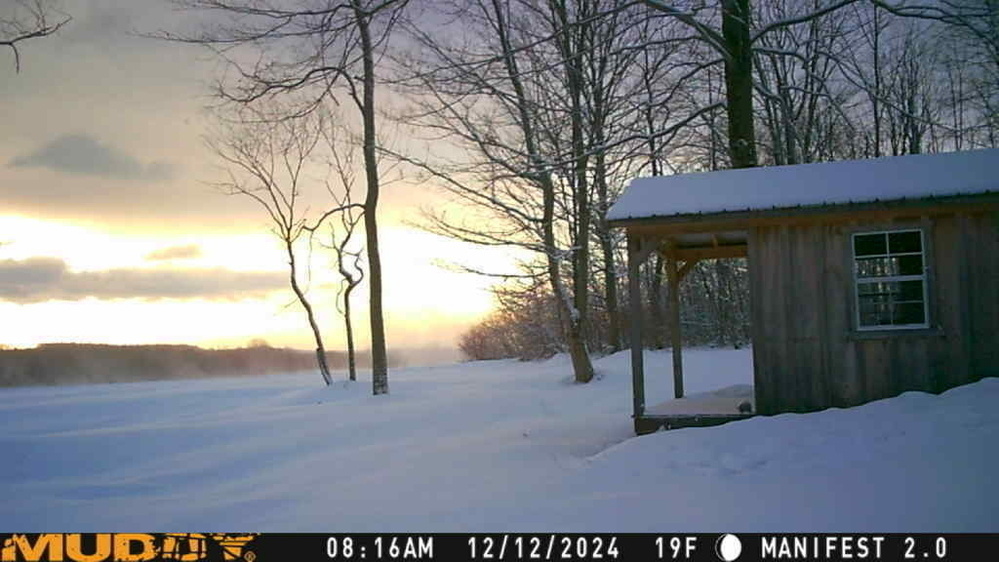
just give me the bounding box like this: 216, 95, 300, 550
1, 347, 996, 532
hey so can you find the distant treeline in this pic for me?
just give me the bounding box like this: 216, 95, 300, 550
0, 343, 367, 387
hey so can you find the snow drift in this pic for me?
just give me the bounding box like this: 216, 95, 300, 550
0, 347, 995, 532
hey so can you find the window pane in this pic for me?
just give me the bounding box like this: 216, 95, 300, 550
858, 280, 926, 327
889, 230, 922, 254
898, 254, 923, 275
857, 257, 891, 278
858, 281, 889, 300
854, 233, 887, 256
894, 302, 926, 324
858, 280, 924, 303
854, 229, 928, 329
859, 301, 891, 326
898, 280, 924, 301
857, 256, 923, 278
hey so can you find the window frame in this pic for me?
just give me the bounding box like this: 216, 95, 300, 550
852, 228, 930, 331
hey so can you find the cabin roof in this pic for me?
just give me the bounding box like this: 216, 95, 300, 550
607, 149, 999, 225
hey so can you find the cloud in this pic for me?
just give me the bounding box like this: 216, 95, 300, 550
0, 257, 285, 303
0, 258, 66, 301
146, 244, 203, 261
9, 134, 175, 182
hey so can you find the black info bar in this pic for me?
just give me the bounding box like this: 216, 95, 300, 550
0, 533, 994, 562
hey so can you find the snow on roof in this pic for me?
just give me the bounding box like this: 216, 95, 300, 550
607, 149, 999, 223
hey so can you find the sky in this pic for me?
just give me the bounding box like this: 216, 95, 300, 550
0, 0, 513, 354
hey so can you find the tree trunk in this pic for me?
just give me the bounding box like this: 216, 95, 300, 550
721, 0, 758, 169
548, 247, 594, 383
588, 9, 619, 353
595, 155, 621, 353
553, 0, 591, 355
354, 1, 389, 395
286, 239, 332, 385
491, 0, 594, 383
566, 320, 593, 382
344, 285, 357, 382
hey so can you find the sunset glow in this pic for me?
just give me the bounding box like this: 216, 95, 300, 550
0, 214, 506, 351
0, 2, 514, 355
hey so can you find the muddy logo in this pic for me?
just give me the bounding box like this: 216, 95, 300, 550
0, 534, 257, 562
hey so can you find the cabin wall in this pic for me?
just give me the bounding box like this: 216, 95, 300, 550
748, 211, 999, 415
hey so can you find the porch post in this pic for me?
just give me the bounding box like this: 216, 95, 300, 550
627, 233, 646, 422
666, 242, 684, 399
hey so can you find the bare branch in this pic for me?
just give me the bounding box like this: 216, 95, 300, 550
0, 0, 71, 72
751, 0, 859, 44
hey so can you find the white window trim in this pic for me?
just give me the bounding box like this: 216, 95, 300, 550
852, 229, 930, 331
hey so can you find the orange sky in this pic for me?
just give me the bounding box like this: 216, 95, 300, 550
0, 1, 516, 353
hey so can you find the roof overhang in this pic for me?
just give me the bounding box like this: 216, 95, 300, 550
608, 149, 999, 226
612, 192, 999, 233
617, 192, 999, 259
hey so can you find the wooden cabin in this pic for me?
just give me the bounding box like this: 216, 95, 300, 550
608, 149, 999, 434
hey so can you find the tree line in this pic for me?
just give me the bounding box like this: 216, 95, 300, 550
0, 343, 376, 387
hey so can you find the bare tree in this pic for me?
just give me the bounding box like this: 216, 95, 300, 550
322, 137, 365, 383
641, 0, 870, 168
331, 208, 364, 382
640, 0, 758, 168
1, 0, 69, 72
395, 0, 597, 382
875, 0, 999, 147
165, 0, 407, 395
397, 1, 712, 368
209, 106, 360, 386
750, 0, 859, 165
459, 277, 563, 362
578, 0, 657, 354
875, 0, 998, 66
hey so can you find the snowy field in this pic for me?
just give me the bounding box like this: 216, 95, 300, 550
1, 348, 996, 532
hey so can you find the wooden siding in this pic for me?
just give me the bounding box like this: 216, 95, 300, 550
965, 213, 999, 380
749, 211, 999, 415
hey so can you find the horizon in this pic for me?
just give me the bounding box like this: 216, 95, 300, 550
0, 340, 469, 372
1, 339, 462, 353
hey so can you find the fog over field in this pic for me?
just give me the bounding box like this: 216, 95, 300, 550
0, 343, 464, 387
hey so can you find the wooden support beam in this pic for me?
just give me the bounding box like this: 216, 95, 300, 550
634, 413, 755, 434
673, 244, 748, 261
628, 231, 660, 264
627, 234, 648, 424
666, 247, 684, 399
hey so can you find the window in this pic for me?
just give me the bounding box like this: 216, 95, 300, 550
853, 229, 929, 330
